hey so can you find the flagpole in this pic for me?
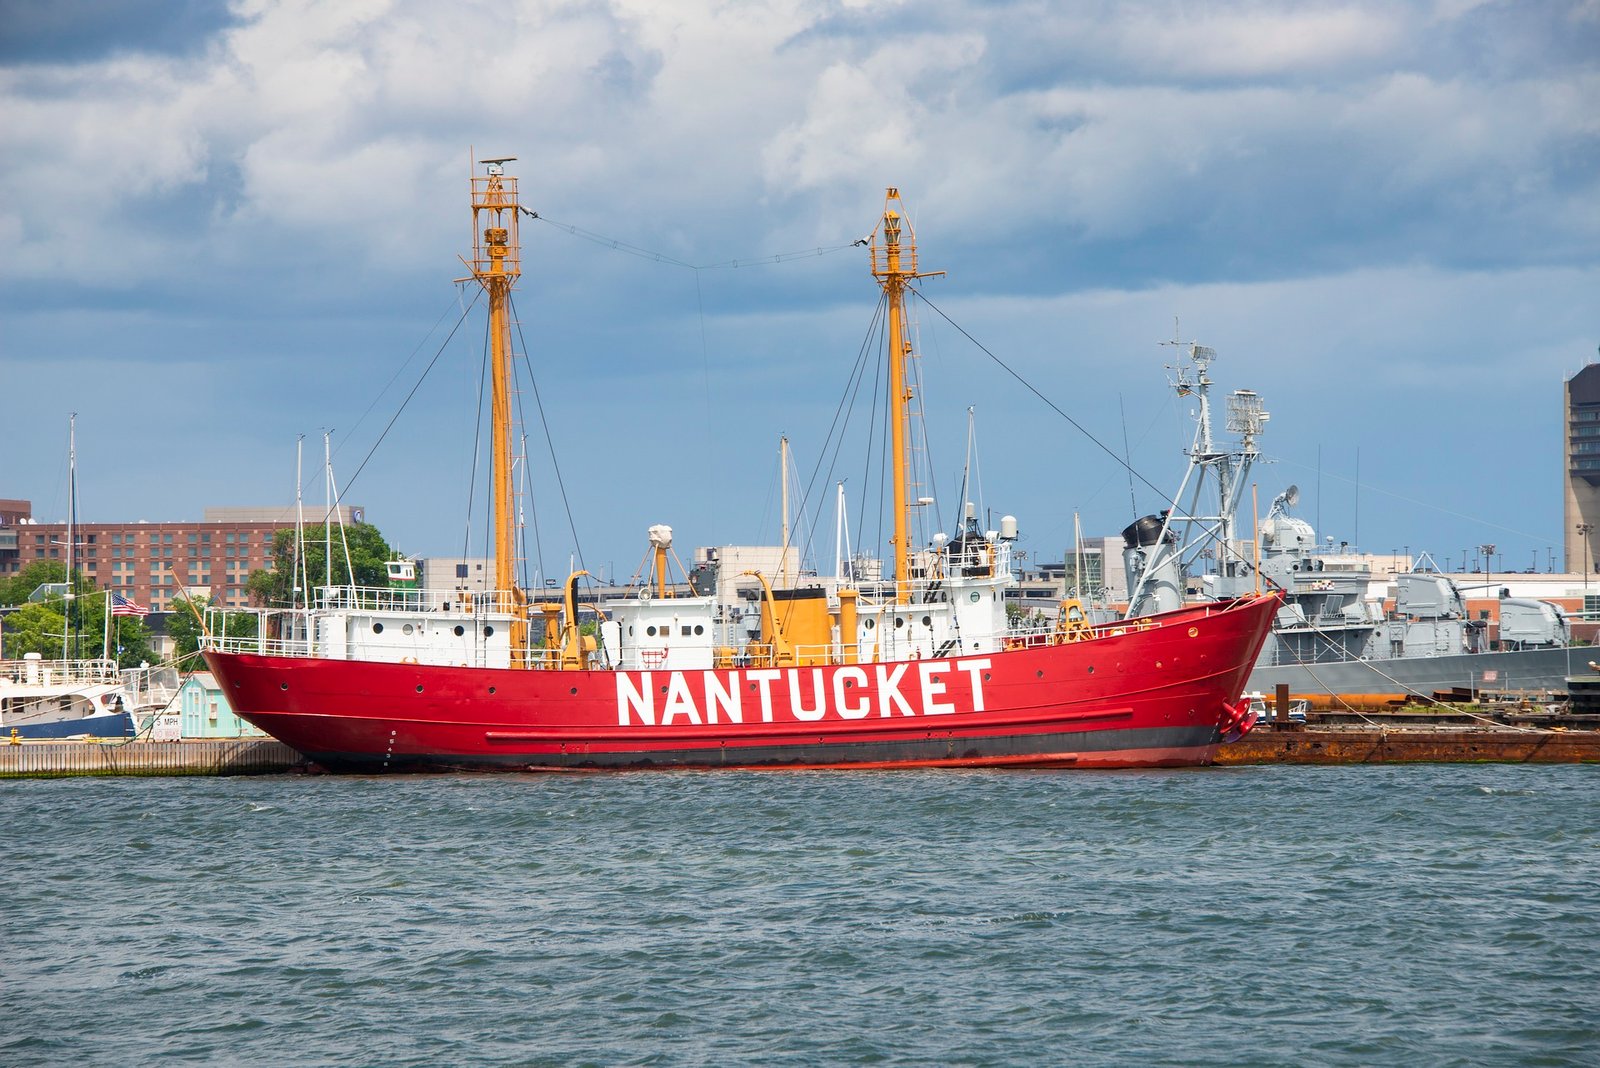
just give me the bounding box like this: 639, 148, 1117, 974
104, 589, 112, 666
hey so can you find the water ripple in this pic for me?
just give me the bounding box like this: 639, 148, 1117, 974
1, 765, 1595, 1065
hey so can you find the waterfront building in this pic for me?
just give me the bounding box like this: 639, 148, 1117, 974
178, 671, 265, 738
1564, 363, 1600, 573
0, 501, 363, 612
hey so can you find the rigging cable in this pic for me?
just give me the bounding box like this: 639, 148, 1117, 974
333, 288, 484, 511
510, 293, 588, 581
320, 292, 480, 490
461, 293, 491, 569
525, 210, 864, 271
910, 289, 1177, 511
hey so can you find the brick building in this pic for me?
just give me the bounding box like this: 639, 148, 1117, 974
1, 502, 363, 612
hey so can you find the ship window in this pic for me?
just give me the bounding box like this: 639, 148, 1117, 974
694, 625, 704, 635
647, 625, 657, 636
484, 626, 495, 637
372, 623, 384, 633
403, 624, 414, 635
895, 617, 905, 629
681, 626, 691, 637
454, 625, 465, 636
489, 686, 496, 694
865, 619, 875, 630
922, 615, 932, 627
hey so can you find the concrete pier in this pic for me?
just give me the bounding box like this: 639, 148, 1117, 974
0, 738, 306, 778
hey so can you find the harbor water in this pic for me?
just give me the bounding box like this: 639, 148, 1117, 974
3, 765, 1596, 1066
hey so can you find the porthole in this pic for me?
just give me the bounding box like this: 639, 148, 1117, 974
372, 622, 384, 634
694, 624, 705, 635
280, 682, 289, 691
969, 592, 980, 603
454, 625, 465, 637
489, 686, 497, 695
895, 617, 905, 629
921, 615, 931, 627
983, 673, 992, 681
416, 685, 424, 693
647, 625, 657, 637
1087, 666, 1095, 674
864, 619, 876, 630
569, 687, 578, 695
403, 623, 414, 636
1035, 670, 1044, 678
484, 626, 495, 638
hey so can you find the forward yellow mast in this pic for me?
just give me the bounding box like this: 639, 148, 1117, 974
870, 188, 942, 605
469, 157, 528, 661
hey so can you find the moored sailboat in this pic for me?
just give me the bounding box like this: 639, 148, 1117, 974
201, 161, 1280, 772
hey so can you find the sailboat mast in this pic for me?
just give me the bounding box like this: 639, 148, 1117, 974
870, 188, 941, 605
780, 435, 790, 585
470, 157, 527, 659
64, 413, 76, 659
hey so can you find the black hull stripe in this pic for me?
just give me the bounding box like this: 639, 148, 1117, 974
304, 723, 1219, 773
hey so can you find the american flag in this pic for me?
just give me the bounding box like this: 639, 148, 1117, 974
109, 592, 149, 618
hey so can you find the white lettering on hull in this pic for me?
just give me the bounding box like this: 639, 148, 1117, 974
617, 659, 992, 728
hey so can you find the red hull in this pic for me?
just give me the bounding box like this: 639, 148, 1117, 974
203, 594, 1280, 772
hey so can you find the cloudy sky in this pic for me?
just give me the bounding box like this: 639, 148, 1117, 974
3, 0, 1597, 583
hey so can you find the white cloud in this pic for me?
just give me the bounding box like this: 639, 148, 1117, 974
1, 0, 1597, 566
1099, 5, 1403, 78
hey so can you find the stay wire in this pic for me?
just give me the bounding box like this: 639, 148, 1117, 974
324, 293, 475, 487
527, 210, 864, 271
797, 294, 889, 565
510, 293, 587, 581
910, 289, 1176, 511
336, 288, 484, 509
462, 302, 490, 564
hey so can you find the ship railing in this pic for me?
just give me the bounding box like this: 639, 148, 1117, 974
0, 657, 121, 685
513, 646, 568, 670
1000, 614, 1166, 650
312, 584, 522, 615
200, 600, 326, 658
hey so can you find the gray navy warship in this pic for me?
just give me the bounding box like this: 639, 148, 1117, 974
1121, 341, 1577, 700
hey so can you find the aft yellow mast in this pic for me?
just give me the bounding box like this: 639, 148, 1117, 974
470, 157, 529, 661
870, 188, 942, 605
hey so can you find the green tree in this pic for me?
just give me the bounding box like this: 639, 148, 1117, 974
247, 522, 398, 607
0, 560, 71, 607
166, 594, 257, 661
0, 601, 66, 659
0, 575, 156, 667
